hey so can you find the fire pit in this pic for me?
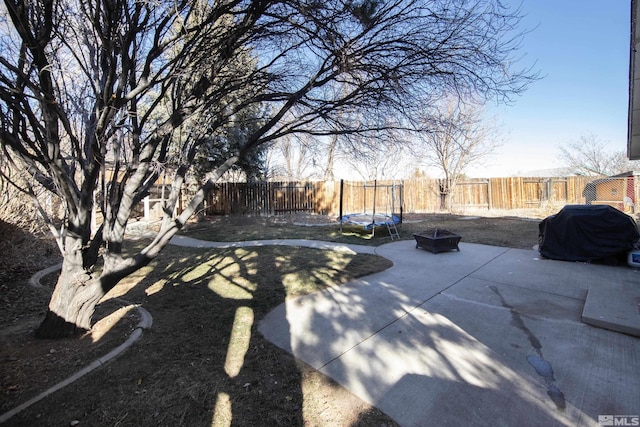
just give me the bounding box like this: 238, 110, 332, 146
413, 229, 461, 254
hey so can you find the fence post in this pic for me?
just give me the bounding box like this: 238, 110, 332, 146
635, 173, 640, 214
143, 196, 150, 220
487, 179, 493, 210
338, 179, 344, 220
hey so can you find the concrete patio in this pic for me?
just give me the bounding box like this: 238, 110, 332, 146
259, 240, 640, 427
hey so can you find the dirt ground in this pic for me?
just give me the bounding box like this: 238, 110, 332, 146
1, 212, 550, 425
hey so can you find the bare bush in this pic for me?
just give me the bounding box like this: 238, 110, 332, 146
0, 173, 60, 279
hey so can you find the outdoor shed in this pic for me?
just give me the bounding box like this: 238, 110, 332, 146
582, 171, 639, 213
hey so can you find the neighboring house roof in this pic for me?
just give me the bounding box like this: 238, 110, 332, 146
610, 171, 640, 178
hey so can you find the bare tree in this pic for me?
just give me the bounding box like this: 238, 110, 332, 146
266, 133, 322, 180
413, 97, 502, 209
343, 127, 408, 180
558, 133, 640, 176
0, 0, 535, 338
322, 134, 340, 180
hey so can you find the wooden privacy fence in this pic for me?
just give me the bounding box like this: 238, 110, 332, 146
341, 177, 604, 214
204, 181, 327, 216
169, 175, 639, 218
442, 176, 596, 211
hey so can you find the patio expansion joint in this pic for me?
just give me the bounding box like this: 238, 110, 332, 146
439, 292, 587, 328
461, 277, 587, 303
317, 246, 512, 371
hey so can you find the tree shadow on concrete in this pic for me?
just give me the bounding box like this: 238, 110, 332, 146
259, 240, 603, 426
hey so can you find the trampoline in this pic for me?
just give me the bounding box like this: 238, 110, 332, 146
338, 180, 403, 239
340, 213, 401, 231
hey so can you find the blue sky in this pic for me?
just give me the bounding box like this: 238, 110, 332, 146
469, 0, 631, 177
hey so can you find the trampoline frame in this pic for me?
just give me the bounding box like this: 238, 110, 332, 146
338, 179, 403, 237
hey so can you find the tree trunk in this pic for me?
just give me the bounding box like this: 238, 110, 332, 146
35, 259, 106, 339
439, 192, 448, 211
438, 179, 448, 210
